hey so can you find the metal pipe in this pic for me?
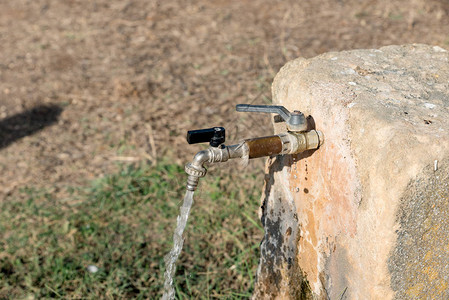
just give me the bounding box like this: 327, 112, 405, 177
246, 136, 283, 159
246, 130, 324, 158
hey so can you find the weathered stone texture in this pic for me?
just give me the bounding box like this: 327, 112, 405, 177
389, 159, 449, 299
253, 44, 449, 299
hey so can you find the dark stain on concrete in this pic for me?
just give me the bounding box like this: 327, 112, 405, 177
253, 155, 313, 299
389, 157, 449, 299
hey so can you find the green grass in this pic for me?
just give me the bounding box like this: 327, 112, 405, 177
0, 161, 263, 299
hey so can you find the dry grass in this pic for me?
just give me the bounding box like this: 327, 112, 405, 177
0, 0, 448, 196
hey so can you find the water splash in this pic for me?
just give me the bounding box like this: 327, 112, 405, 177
162, 190, 195, 300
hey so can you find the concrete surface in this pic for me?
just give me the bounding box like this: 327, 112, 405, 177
252, 44, 449, 299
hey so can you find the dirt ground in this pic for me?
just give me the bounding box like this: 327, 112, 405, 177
0, 0, 448, 197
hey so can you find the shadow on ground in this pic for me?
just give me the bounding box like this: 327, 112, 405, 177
0, 104, 62, 149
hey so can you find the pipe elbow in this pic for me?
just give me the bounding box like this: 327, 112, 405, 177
192, 149, 211, 168
185, 149, 212, 191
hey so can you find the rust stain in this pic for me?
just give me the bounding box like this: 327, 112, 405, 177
287, 141, 357, 290
246, 135, 283, 159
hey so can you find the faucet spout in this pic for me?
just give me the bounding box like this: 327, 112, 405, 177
185, 151, 209, 192
185, 143, 249, 191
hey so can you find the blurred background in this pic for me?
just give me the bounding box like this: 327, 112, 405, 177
0, 0, 448, 298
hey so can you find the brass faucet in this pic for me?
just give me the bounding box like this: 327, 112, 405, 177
185, 104, 324, 191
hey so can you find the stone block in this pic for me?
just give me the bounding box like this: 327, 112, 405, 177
253, 44, 449, 299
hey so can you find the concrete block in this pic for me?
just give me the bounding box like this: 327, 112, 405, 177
253, 44, 449, 299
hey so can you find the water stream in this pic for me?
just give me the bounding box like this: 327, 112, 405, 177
162, 189, 195, 300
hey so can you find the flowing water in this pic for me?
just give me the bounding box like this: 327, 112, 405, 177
162, 190, 195, 300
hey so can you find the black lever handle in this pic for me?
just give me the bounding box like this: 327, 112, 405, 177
186, 127, 225, 147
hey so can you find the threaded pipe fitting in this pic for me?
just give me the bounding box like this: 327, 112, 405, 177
186, 175, 199, 191
185, 163, 207, 191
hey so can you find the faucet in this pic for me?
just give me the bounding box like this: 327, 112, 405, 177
185, 104, 324, 191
